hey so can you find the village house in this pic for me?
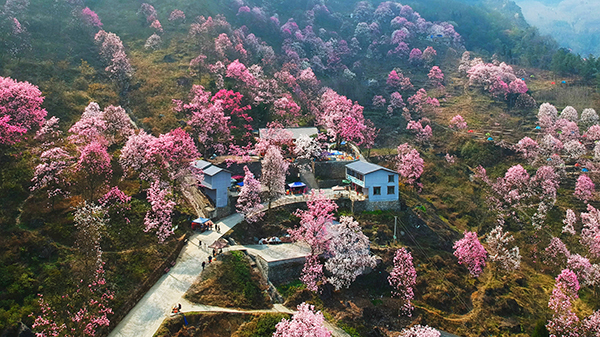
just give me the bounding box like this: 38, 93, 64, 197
193, 159, 232, 208
345, 161, 399, 202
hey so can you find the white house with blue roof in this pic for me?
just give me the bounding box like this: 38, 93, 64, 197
345, 161, 399, 202
194, 160, 231, 208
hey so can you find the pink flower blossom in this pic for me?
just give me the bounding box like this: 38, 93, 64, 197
453, 231, 487, 277
388, 247, 417, 316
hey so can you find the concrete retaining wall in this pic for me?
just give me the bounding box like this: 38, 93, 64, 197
313, 160, 357, 180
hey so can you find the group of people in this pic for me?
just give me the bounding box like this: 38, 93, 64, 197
200, 248, 222, 270
192, 220, 222, 233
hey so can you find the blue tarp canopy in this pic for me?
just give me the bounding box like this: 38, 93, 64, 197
288, 182, 306, 188
192, 217, 210, 224
237, 182, 244, 186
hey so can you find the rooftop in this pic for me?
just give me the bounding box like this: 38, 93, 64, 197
346, 161, 397, 175
193, 159, 230, 177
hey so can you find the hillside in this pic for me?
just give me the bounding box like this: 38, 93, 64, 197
0, 0, 600, 336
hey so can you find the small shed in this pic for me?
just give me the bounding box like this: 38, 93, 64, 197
345, 161, 399, 202
194, 160, 232, 208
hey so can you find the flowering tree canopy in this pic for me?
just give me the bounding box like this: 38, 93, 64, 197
453, 231, 487, 277
260, 146, 289, 208
236, 166, 263, 223
486, 225, 521, 272
388, 247, 417, 316
396, 143, 424, 186
325, 216, 376, 290
0, 76, 47, 145
273, 302, 331, 337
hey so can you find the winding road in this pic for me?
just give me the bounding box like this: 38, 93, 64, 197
107, 192, 349, 337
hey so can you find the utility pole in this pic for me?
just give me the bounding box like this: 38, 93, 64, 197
393, 216, 397, 242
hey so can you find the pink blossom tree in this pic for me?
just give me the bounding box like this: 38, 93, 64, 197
387, 92, 405, 116
226, 59, 259, 87
119, 130, 158, 181
388, 247, 417, 316
545, 237, 570, 266
453, 231, 487, 277
147, 128, 200, 180
406, 120, 432, 143
273, 95, 302, 127
273, 302, 331, 337
174, 85, 232, 157
32, 262, 114, 337
168, 9, 185, 22
387, 70, 402, 88
580, 204, 600, 258
407, 88, 439, 115
325, 216, 377, 290
294, 134, 323, 162
261, 146, 289, 209
514, 137, 539, 160
139, 3, 157, 22
102, 105, 134, 144
94, 30, 133, 82
236, 166, 263, 223
68, 102, 107, 145
81, 7, 103, 28
547, 269, 581, 336
427, 66, 444, 88
396, 143, 424, 187
574, 174, 595, 202
316, 89, 375, 146
422, 46, 437, 64
290, 191, 338, 291
144, 181, 176, 243
408, 48, 422, 64
449, 114, 467, 130
0, 76, 48, 145
372, 95, 386, 108
76, 142, 112, 200
31, 147, 73, 204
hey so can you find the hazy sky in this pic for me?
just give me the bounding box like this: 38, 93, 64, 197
514, 0, 600, 56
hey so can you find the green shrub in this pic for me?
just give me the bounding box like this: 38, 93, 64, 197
531, 320, 549, 337
233, 313, 288, 337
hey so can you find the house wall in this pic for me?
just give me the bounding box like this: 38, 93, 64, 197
202, 175, 214, 189
212, 171, 231, 207
364, 170, 399, 202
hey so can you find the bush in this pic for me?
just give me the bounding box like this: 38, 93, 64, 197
232, 313, 289, 337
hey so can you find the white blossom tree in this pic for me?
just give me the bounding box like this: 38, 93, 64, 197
325, 216, 377, 290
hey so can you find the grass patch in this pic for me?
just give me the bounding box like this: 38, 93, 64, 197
232, 313, 289, 337
185, 251, 272, 309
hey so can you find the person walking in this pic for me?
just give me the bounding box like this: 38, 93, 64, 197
208, 256, 212, 263
202, 261, 205, 270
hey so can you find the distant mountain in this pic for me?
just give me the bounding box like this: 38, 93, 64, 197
513, 0, 600, 56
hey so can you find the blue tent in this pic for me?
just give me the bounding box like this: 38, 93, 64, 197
288, 182, 306, 188
237, 182, 244, 186
192, 217, 210, 224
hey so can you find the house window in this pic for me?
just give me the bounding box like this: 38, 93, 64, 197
373, 186, 381, 195
387, 186, 395, 194
388, 175, 395, 183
